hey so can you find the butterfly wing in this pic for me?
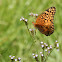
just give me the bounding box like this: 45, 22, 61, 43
33, 7, 56, 36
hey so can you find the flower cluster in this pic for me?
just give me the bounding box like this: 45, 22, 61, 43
32, 53, 39, 62
29, 12, 38, 18
55, 40, 59, 51
32, 40, 59, 62
41, 42, 53, 53
9, 55, 21, 62
20, 17, 28, 25
20, 17, 28, 22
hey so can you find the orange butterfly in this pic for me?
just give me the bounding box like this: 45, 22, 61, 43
32, 7, 56, 36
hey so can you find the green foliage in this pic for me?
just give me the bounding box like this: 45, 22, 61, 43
0, 0, 62, 62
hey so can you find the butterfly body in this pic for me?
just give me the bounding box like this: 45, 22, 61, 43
32, 7, 56, 36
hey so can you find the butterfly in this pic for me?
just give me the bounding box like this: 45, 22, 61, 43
32, 7, 56, 36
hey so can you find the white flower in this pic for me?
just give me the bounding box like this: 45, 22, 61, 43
29, 13, 31, 15
45, 49, 47, 51
9, 55, 11, 57
33, 56, 35, 58
11, 57, 14, 59
41, 54, 43, 56
41, 45, 44, 48
48, 51, 50, 53
35, 14, 38, 16
35, 54, 38, 57
56, 40, 58, 42
57, 43, 59, 47
40, 52, 42, 54
44, 43, 46, 45
32, 53, 35, 56
47, 47, 50, 50
20, 17, 24, 20
12, 56, 15, 58
29, 12, 33, 15
33, 14, 35, 16
15, 59, 17, 61
29, 29, 32, 31
57, 49, 59, 51
20, 18, 22, 21
46, 44, 48, 47
50, 45, 52, 49
40, 42, 43, 44
25, 19, 28, 22
18, 57, 21, 61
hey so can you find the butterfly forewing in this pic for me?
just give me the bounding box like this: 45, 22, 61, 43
36, 7, 56, 23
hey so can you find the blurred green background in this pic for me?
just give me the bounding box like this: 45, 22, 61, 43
0, 0, 62, 62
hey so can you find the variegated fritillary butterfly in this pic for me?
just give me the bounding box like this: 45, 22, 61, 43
32, 7, 56, 36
